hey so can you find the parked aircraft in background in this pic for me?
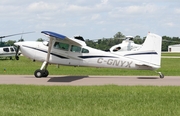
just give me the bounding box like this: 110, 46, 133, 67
14, 31, 164, 78
109, 36, 142, 52
0, 32, 34, 60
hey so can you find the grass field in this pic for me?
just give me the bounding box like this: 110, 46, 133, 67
0, 85, 180, 116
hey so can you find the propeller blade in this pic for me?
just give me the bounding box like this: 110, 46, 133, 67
0, 31, 35, 39
15, 46, 20, 60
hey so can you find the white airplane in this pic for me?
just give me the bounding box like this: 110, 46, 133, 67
109, 36, 142, 52
0, 32, 34, 60
14, 31, 164, 78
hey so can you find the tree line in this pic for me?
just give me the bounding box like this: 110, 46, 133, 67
85, 32, 180, 51
1, 32, 180, 51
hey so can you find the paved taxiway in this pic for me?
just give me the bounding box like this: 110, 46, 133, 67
0, 75, 179, 86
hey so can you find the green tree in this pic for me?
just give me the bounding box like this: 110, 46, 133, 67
5, 40, 16, 46
113, 32, 125, 39
37, 38, 44, 42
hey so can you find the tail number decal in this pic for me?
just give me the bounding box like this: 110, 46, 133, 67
97, 58, 133, 68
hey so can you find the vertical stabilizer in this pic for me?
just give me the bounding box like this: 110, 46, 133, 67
125, 33, 162, 67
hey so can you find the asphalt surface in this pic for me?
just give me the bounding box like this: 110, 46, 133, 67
0, 75, 180, 86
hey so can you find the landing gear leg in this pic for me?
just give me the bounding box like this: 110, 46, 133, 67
34, 61, 49, 78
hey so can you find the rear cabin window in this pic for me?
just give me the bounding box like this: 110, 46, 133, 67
71, 45, 81, 53
54, 42, 69, 51
82, 48, 89, 53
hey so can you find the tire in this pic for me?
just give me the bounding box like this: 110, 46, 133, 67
42, 70, 49, 77
34, 69, 42, 78
160, 74, 164, 79
15, 56, 19, 60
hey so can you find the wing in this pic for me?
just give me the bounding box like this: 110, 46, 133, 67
41, 31, 85, 46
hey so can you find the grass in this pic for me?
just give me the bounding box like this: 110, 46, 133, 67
0, 85, 180, 116
162, 52, 180, 56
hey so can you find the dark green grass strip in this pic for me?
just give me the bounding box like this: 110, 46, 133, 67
0, 85, 180, 116
162, 52, 180, 56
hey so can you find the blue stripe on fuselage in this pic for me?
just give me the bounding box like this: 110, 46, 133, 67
78, 56, 117, 59
124, 52, 157, 56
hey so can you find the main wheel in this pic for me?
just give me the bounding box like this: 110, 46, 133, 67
15, 56, 19, 60
41, 70, 49, 77
34, 69, 43, 78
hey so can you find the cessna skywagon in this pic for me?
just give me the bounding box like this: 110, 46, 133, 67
14, 31, 164, 78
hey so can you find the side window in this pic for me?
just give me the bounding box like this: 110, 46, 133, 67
54, 42, 69, 51
71, 45, 81, 53
3, 48, 9, 52
82, 48, 89, 53
10, 48, 15, 52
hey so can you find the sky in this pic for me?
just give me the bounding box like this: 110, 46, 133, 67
0, 0, 180, 41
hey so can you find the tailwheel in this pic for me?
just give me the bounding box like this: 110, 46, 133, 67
158, 72, 164, 79
34, 69, 49, 78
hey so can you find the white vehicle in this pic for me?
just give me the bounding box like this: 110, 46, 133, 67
110, 36, 142, 52
14, 31, 164, 78
0, 32, 34, 60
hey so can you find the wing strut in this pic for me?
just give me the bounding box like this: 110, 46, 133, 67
40, 38, 53, 70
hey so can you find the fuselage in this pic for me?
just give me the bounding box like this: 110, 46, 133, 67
15, 40, 158, 70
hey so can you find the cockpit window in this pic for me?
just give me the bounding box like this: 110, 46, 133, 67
3, 48, 9, 52
82, 48, 89, 53
54, 42, 69, 51
71, 45, 81, 53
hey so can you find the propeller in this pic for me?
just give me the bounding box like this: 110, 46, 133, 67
15, 46, 20, 60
